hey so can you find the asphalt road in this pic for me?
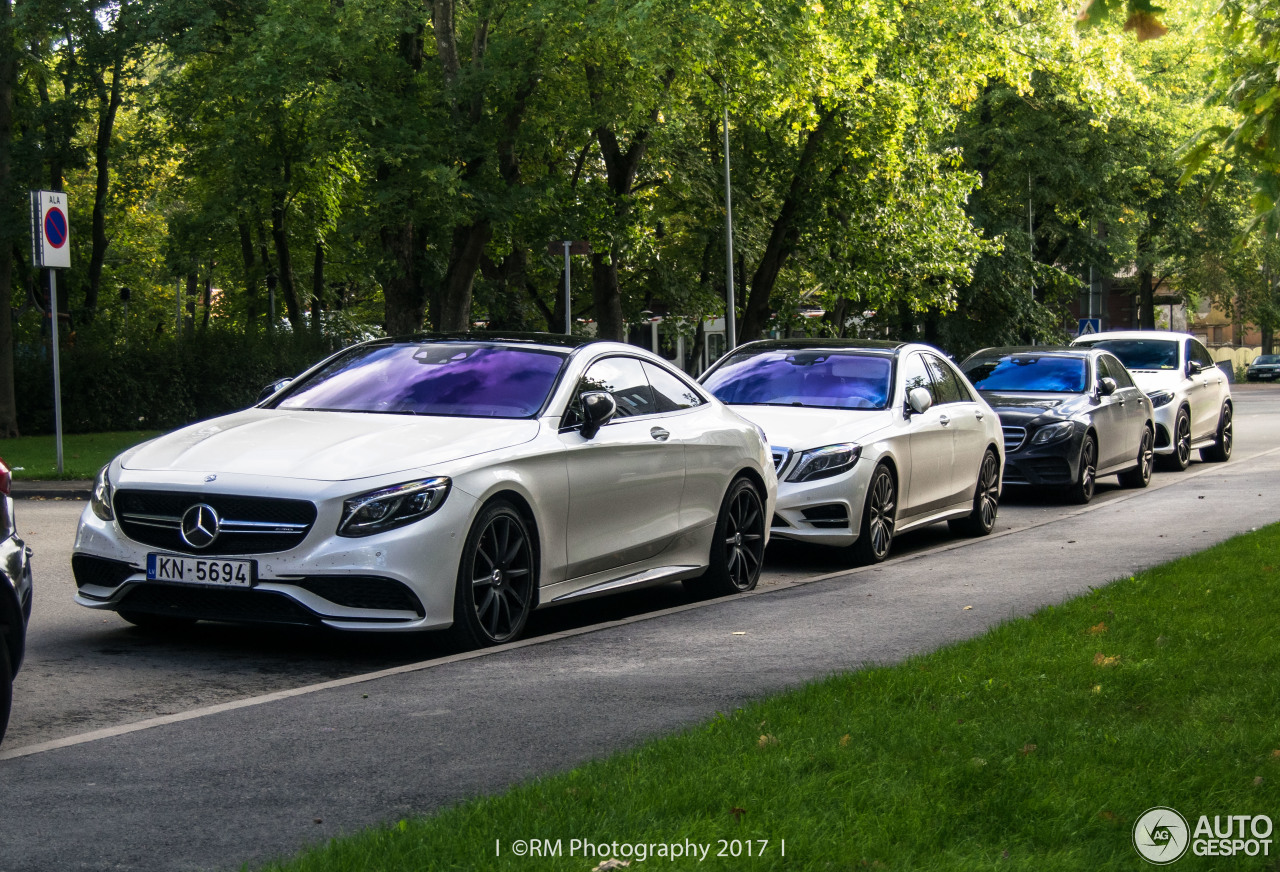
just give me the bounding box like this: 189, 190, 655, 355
1, 385, 1277, 871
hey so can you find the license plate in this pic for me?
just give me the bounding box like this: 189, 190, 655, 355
147, 554, 256, 587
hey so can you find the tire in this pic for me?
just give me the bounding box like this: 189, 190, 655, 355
1117, 426, 1154, 488
116, 610, 197, 630
0, 640, 11, 746
1200, 403, 1233, 463
1158, 407, 1192, 471
446, 500, 536, 650
1067, 434, 1097, 505
684, 477, 765, 598
851, 463, 897, 565
949, 450, 1000, 537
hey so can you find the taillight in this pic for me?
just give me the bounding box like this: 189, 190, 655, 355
0, 457, 10, 497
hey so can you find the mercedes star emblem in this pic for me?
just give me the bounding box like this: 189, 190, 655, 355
180, 503, 222, 549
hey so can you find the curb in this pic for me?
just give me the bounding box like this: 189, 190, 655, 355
10, 480, 93, 500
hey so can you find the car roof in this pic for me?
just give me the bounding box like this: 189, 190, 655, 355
730, 338, 909, 355
966, 345, 1096, 360
381, 331, 598, 350
1072, 330, 1188, 342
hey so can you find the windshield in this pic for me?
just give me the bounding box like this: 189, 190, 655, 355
963, 355, 1088, 393
1077, 338, 1177, 370
702, 349, 893, 410
1254, 355, 1279, 365
276, 343, 568, 418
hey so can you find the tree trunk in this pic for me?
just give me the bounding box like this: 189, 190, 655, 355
239, 221, 260, 332
85, 52, 125, 318
270, 192, 303, 329
258, 226, 277, 333
590, 252, 625, 341
381, 221, 424, 335
0, 0, 18, 436
740, 110, 836, 342
1137, 269, 1155, 330
436, 220, 491, 331
311, 241, 324, 334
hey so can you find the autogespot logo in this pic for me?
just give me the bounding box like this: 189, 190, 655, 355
1134, 807, 1190, 865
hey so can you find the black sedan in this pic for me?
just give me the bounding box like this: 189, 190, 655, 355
0, 456, 32, 745
1246, 354, 1280, 382
961, 347, 1155, 503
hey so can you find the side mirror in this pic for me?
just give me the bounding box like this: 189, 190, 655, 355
1099, 377, 1117, 396
257, 377, 293, 404
907, 386, 933, 416
579, 391, 617, 440
1187, 360, 1203, 376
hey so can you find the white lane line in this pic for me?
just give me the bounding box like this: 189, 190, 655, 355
5, 445, 1279, 762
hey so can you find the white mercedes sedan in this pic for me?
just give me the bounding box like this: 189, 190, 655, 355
72, 335, 776, 648
700, 340, 1003, 564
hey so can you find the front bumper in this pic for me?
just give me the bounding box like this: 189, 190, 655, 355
1149, 399, 1181, 456
767, 454, 877, 548
72, 475, 478, 632
1247, 368, 1279, 381
1000, 429, 1084, 488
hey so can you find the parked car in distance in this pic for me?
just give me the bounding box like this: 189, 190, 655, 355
1246, 354, 1280, 382
1071, 330, 1232, 469
0, 456, 34, 746
699, 340, 1003, 565
72, 334, 776, 649
960, 347, 1155, 504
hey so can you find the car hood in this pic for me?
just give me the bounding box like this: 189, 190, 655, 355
726, 405, 893, 450
121, 409, 541, 481
981, 392, 1086, 427
1120, 368, 1183, 394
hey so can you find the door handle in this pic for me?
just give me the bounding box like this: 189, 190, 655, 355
938, 414, 950, 426
650, 427, 671, 442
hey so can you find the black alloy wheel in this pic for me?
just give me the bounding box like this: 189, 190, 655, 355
449, 500, 536, 648
1068, 434, 1097, 504
1159, 408, 1192, 471
686, 477, 766, 597
1200, 404, 1233, 463
852, 463, 897, 565
1118, 426, 1154, 488
950, 450, 1000, 536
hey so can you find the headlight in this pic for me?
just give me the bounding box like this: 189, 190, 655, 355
338, 477, 451, 537
91, 465, 115, 521
786, 443, 862, 482
1030, 422, 1074, 446
1147, 390, 1174, 408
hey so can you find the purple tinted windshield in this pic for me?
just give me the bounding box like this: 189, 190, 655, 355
277, 343, 568, 418
703, 349, 893, 410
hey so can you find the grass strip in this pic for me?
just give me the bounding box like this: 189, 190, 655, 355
261, 525, 1280, 871
0, 431, 160, 479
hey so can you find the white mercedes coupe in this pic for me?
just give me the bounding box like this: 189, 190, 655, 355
73, 335, 776, 648
700, 340, 1003, 564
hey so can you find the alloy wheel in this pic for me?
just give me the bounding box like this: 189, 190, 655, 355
722, 486, 765, 591
465, 510, 533, 643
866, 469, 896, 559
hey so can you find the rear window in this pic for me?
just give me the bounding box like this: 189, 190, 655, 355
963, 355, 1088, 393
276, 343, 568, 418
702, 350, 893, 410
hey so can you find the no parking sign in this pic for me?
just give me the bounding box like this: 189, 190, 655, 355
30, 190, 71, 269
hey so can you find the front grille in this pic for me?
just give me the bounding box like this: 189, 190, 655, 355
114, 490, 317, 556
72, 554, 139, 589
116, 583, 323, 627
771, 447, 792, 474
1002, 425, 1027, 452
292, 576, 424, 616
800, 504, 850, 529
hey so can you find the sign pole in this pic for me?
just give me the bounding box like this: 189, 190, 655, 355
723, 97, 737, 350
563, 241, 572, 334
49, 270, 64, 474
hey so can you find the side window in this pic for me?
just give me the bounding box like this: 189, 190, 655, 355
901, 353, 935, 404
1103, 354, 1135, 389
1095, 355, 1112, 384
924, 354, 963, 404
565, 357, 656, 427
1190, 340, 1215, 369
643, 362, 704, 413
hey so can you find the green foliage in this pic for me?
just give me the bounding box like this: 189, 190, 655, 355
13, 324, 333, 434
